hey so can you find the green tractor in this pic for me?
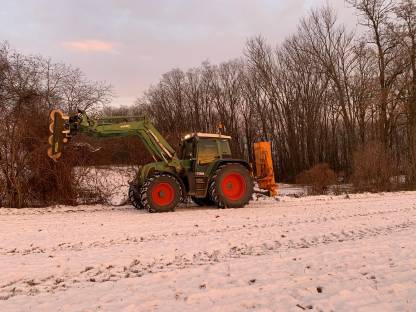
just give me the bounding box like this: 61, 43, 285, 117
48, 110, 255, 212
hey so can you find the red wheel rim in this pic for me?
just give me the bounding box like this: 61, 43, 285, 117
221, 172, 246, 201
151, 183, 175, 206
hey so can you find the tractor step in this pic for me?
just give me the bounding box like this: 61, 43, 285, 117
195, 177, 208, 197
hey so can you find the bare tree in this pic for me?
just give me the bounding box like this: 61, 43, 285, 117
347, 0, 403, 145
393, 0, 416, 182
0, 43, 113, 207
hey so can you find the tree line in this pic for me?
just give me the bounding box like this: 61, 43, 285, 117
134, 0, 416, 185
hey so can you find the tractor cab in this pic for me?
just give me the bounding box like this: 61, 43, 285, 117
180, 133, 232, 164
180, 133, 235, 199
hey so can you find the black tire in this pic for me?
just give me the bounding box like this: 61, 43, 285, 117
129, 184, 144, 210
191, 196, 215, 206
209, 164, 253, 208
140, 174, 182, 213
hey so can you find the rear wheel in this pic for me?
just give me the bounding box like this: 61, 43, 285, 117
209, 164, 253, 208
140, 174, 182, 213
129, 184, 144, 210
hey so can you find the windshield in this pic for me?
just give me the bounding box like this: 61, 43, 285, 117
181, 140, 194, 160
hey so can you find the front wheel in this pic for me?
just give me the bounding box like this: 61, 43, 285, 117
140, 174, 182, 213
129, 185, 144, 210
209, 164, 253, 208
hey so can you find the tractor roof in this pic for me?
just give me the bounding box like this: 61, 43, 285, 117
182, 132, 232, 141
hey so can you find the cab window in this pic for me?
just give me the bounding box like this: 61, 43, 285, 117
198, 139, 219, 165
181, 141, 194, 160
219, 139, 232, 158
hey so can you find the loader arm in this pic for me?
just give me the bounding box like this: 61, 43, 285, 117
48, 110, 180, 166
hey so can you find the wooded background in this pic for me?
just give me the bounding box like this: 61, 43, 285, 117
1, 0, 415, 207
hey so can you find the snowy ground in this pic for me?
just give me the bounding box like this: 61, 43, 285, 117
1, 191, 416, 311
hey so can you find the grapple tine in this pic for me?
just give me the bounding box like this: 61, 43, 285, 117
47, 109, 70, 161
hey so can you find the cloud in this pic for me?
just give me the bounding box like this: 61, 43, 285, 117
1, 0, 356, 98
61, 39, 117, 53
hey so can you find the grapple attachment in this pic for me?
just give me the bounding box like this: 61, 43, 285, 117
47, 109, 70, 161
253, 141, 278, 197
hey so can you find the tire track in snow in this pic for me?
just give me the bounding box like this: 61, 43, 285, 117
0, 206, 134, 217
1, 205, 414, 256
1, 219, 414, 301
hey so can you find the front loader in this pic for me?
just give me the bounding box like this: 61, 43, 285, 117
47, 109, 278, 212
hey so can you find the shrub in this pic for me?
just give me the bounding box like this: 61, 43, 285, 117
296, 163, 337, 195
352, 141, 394, 192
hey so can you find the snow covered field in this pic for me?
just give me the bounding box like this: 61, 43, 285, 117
1, 191, 416, 311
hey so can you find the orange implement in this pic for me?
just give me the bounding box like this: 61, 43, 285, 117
253, 142, 278, 197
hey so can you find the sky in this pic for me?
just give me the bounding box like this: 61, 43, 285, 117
0, 0, 357, 107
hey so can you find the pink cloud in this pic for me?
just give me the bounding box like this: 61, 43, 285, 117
61, 39, 117, 53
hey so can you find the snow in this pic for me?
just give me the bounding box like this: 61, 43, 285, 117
1, 191, 416, 311
76, 166, 137, 206
277, 183, 306, 197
